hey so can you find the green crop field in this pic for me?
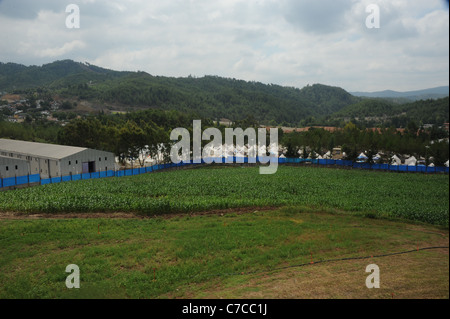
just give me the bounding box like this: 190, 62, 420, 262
0, 166, 449, 299
0, 166, 448, 226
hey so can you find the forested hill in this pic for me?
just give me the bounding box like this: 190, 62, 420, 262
0, 60, 128, 90
1, 60, 448, 127
0, 60, 361, 125
333, 97, 449, 127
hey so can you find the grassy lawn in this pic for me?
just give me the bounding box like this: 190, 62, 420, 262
0, 207, 448, 299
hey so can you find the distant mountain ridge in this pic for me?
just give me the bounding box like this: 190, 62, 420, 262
350, 86, 449, 101
1, 60, 448, 127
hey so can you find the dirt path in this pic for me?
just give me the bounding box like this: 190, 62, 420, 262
0, 206, 280, 220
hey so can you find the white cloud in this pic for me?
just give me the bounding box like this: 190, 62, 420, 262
0, 0, 448, 92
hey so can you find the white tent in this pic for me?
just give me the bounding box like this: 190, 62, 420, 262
405, 156, 417, 166
358, 152, 368, 159
391, 155, 401, 165
357, 153, 368, 160
445, 160, 449, 168
323, 151, 332, 159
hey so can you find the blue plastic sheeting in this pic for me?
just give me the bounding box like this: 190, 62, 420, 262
408, 166, 417, 172
91, 172, 100, 179
16, 175, 28, 185
3, 177, 15, 187
107, 170, 115, 177
99, 171, 107, 178
115, 170, 124, 177
82, 173, 91, 180
389, 165, 399, 171
62, 175, 72, 182
132, 168, 140, 175
436, 166, 446, 173
318, 159, 327, 165
398, 165, 408, 172
41, 178, 51, 185
139, 167, 146, 174
125, 169, 133, 176
145, 166, 153, 173
427, 167, 436, 173
72, 174, 82, 181
0, 179, 2, 188
29, 174, 40, 183
416, 166, 427, 173
51, 177, 62, 184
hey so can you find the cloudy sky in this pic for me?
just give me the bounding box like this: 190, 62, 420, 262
0, 0, 448, 92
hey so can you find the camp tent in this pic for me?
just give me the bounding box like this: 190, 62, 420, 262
373, 153, 381, 162
323, 151, 332, 159
358, 152, 368, 159
405, 156, 417, 166
391, 155, 402, 165
356, 152, 368, 163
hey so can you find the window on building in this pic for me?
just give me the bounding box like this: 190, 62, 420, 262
15, 165, 18, 170
105, 157, 107, 161
69, 161, 71, 165
5, 166, 8, 171
99, 157, 101, 162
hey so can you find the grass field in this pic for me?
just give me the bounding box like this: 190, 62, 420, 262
0, 166, 448, 299
0, 207, 448, 299
0, 166, 448, 226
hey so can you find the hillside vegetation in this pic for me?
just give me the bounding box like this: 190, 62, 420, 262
2, 60, 448, 127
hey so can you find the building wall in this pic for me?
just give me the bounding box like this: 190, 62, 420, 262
60, 149, 115, 176
0, 156, 30, 178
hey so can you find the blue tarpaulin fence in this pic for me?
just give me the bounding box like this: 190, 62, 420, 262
1, 158, 448, 189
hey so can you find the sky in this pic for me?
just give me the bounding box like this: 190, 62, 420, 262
0, 0, 448, 92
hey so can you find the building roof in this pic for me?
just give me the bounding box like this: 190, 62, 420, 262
0, 139, 88, 160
